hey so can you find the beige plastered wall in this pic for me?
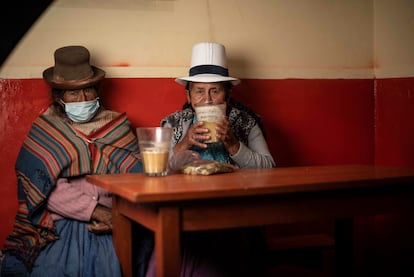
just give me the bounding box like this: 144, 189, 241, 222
374, 0, 414, 78
0, 0, 413, 79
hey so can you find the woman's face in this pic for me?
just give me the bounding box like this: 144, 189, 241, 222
187, 82, 227, 107
62, 87, 98, 103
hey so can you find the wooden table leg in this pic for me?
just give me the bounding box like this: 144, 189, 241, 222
113, 196, 133, 277
335, 218, 353, 277
156, 206, 181, 277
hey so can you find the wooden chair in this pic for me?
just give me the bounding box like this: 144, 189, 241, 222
262, 221, 336, 277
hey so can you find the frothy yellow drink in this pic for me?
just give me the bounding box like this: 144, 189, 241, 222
202, 121, 219, 143
194, 103, 225, 143
142, 150, 169, 176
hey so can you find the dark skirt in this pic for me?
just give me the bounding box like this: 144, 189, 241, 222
145, 228, 265, 277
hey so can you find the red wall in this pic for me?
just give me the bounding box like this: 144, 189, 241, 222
375, 78, 414, 168
1, 77, 413, 248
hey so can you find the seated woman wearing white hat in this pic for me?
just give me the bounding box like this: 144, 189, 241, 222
0, 46, 143, 276
143, 42, 275, 276
162, 42, 275, 168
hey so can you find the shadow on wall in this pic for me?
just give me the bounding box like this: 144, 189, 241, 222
1, 2, 53, 66
264, 125, 300, 167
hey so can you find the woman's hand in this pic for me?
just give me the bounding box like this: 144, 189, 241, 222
216, 116, 240, 155
173, 121, 210, 153
168, 150, 201, 171
88, 204, 112, 234
88, 220, 112, 234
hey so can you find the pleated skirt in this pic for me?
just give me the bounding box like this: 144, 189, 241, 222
30, 219, 121, 277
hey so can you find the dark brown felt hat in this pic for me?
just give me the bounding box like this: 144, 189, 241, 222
43, 45, 105, 90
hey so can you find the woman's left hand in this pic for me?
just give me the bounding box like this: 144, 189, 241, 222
216, 116, 240, 155
88, 220, 112, 234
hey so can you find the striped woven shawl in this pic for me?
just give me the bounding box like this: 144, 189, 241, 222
4, 112, 142, 269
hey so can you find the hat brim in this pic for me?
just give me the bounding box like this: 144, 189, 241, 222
43, 66, 105, 90
175, 74, 240, 86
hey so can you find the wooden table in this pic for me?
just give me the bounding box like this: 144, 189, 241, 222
86, 165, 414, 277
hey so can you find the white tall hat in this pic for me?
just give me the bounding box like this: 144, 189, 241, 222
175, 42, 240, 86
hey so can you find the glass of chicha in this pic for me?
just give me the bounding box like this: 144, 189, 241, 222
136, 127, 172, 176
194, 103, 226, 143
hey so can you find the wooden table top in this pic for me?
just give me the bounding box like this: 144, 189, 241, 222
86, 164, 414, 203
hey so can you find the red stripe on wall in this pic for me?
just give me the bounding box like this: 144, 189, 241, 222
375, 77, 414, 168
2, 76, 414, 247
232, 79, 375, 166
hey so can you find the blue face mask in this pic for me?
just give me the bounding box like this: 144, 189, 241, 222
62, 98, 100, 123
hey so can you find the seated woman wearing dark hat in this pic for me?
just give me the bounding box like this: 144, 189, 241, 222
0, 45, 143, 276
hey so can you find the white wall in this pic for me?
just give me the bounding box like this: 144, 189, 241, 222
1, 0, 413, 79
374, 0, 414, 78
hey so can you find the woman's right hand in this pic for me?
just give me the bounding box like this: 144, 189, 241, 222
173, 121, 209, 153
168, 150, 201, 171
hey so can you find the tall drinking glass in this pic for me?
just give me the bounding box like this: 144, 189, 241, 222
136, 127, 172, 176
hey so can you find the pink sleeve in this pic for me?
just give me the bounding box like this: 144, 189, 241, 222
47, 178, 98, 222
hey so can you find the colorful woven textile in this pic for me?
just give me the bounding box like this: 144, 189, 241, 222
4, 112, 142, 269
